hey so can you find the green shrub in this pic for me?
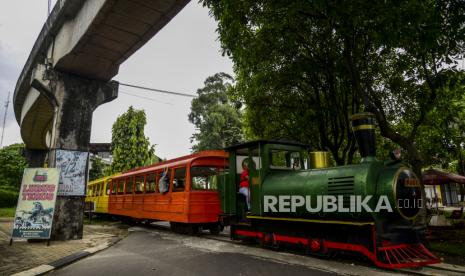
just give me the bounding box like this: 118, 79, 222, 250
0, 143, 27, 190
0, 189, 19, 208
0, 185, 19, 192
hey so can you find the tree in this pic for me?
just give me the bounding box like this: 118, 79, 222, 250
110, 106, 155, 173
0, 143, 27, 190
201, 1, 366, 164
333, 1, 465, 176
188, 73, 244, 151
89, 156, 106, 181
201, 0, 465, 171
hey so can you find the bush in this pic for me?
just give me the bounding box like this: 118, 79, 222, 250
0, 189, 19, 208
0, 143, 27, 190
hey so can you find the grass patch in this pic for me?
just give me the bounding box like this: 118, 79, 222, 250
428, 228, 465, 265
0, 207, 16, 217
429, 241, 465, 257
0, 188, 19, 208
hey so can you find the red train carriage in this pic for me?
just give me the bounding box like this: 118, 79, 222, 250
108, 150, 228, 233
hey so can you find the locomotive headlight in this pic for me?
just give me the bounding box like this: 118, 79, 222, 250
393, 168, 422, 220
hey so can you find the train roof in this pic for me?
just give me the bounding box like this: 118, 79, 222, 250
88, 173, 120, 185
225, 140, 309, 151
114, 150, 228, 179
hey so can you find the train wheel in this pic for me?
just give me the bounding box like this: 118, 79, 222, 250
209, 225, 220, 235
230, 225, 238, 240
187, 225, 199, 235
170, 222, 181, 233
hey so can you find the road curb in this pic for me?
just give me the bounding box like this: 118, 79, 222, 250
11, 239, 119, 276
426, 263, 465, 274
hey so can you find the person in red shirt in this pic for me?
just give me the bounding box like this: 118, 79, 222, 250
239, 160, 250, 210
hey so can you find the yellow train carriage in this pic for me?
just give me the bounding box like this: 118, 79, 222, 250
86, 174, 119, 214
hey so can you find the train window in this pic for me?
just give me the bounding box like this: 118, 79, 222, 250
118, 180, 125, 194
145, 173, 156, 193
135, 176, 144, 194
173, 168, 186, 192
106, 181, 111, 195
191, 167, 225, 190
88, 185, 93, 196
107, 180, 116, 195
270, 150, 301, 170
125, 177, 134, 194
236, 156, 260, 173
97, 183, 102, 196
110, 181, 116, 195
100, 183, 104, 196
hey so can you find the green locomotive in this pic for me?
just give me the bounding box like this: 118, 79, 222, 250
219, 113, 438, 269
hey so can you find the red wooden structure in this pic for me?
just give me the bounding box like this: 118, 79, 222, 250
108, 150, 228, 230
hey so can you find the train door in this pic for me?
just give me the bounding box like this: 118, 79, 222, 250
86, 184, 94, 211
116, 178, 125, 211
103, 179, 111, 213
134, 175, 145, 216
157, 169, 172, 213
124, 176, 134, 210
171, 167, 187, 218
235, 146, 262, 216
108, 180, 114, 211
95, 182, 101, 211
143, 172, 157, 212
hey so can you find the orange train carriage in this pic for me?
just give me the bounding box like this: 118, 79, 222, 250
107, 150, 228, 233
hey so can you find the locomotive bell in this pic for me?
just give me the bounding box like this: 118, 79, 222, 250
350, 112, 377, 162
309, 151, 331, 169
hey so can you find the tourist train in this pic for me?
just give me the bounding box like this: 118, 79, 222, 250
86, 113, 439, 269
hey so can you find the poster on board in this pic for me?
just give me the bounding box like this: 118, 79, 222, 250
12, 168, 59, 239
55, 149, 89, 196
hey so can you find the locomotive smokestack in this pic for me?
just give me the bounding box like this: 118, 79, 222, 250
350, 112, 377, 162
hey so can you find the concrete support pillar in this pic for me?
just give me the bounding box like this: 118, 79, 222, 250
32, 65, 118, 240
23, 148, 48, 167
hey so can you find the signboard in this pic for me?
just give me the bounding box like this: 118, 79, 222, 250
56, 149, 89, 196
12, 168, 59, 239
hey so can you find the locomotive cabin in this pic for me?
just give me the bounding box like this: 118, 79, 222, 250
220, 140, 309, 219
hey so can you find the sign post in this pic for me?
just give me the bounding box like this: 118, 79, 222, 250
11, 168, 60, 243
55, 149, 89, 196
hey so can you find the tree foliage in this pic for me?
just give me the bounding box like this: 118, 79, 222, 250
110, 106, 155, 173
202, 0, 465, 171
89, 156, 107, 181
0, 143, 27, 190
189, 73, 244, 151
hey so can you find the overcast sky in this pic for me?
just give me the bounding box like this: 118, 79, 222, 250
0, 0, 233, 159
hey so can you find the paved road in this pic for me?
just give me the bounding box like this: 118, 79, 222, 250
0, 218, 127, 275
51, 229, 336, 276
